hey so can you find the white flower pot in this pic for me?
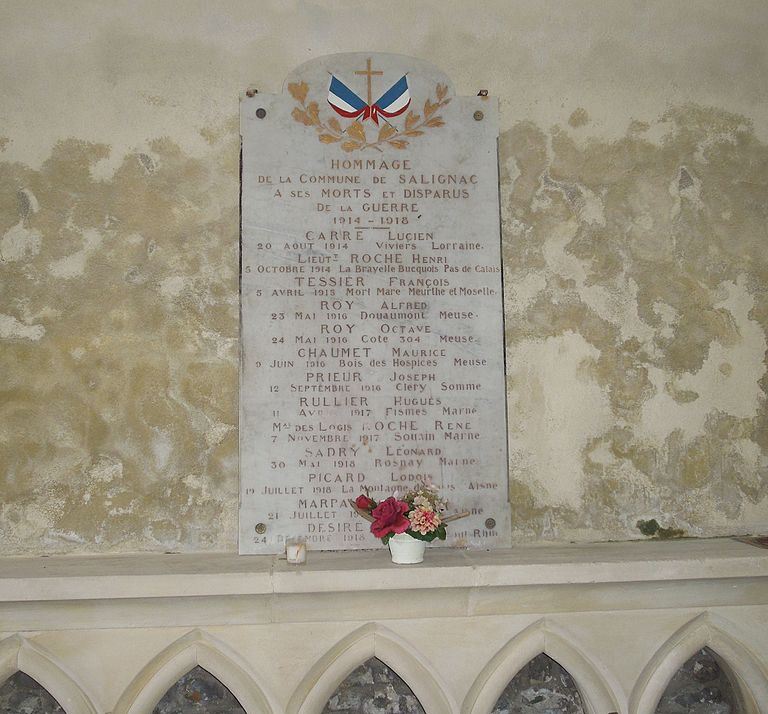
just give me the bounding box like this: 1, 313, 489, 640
388, 533, 426, 564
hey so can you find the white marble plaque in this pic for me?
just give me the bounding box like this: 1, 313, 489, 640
240, 53, 509, 553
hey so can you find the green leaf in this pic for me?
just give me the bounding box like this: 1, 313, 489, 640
381, 533, 392, 545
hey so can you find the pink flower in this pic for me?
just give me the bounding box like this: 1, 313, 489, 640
370, 497, 410, 539
408, 506, 442, 535
355, 494, 374, 510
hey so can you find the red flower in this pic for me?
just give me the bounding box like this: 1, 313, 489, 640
370, 497, 410, 539
355, 494, 374, 510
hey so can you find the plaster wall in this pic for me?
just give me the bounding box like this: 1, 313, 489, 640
1, 0, 767, 554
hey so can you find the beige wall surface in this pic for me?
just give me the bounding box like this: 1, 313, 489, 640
1, 1, 766, 554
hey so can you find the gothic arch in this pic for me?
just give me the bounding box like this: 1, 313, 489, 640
112, 629, 278, 714
0, 634, 98, 714
629, 612, 768, 714
287, 622, 458, 714
462, 618, 621, 714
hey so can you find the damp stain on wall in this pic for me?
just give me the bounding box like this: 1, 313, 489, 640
0, 123, 241, 553
501, 104, 768, 541
0, 104, 766, 553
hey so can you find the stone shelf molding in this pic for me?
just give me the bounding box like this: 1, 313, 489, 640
0, 538, 765, 713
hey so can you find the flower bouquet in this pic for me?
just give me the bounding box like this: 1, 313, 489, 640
350, 482, 467, 563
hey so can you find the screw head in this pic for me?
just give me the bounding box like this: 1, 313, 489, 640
473, 110, 484, 121
485, 518, 496, 529
256, 108, 267, 119
255, 523, 267, 534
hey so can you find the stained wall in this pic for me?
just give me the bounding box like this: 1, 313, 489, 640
1, 0, 766, 554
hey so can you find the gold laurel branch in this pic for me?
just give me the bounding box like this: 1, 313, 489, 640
288, 81, 351, 145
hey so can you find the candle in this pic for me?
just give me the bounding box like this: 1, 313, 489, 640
286, 539, 307, 564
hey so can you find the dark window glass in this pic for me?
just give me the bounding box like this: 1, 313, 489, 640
152, 665, 245, 713
0, 671, 65, 714
322, 656, 425, 713
491, 653, 585, 714
654, 647, 739, 714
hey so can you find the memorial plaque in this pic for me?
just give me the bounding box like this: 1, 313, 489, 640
239, 53, 509, 553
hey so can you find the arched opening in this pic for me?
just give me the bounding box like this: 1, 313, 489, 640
0, 635, 97, 714
113, 630, 277, 714
630, 613, 768, 713
0, 671, 65, 713
654, 646, 739, 714
490, 653, 585, 714
152, 665, 246, 713
321, 656, 425, 713
463, 620, 619, 714
288, 623, 456, 714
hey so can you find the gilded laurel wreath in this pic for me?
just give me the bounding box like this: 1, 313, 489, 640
288, 81, 450, 152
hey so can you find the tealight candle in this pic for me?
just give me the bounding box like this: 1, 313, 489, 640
286, 539, 307, 564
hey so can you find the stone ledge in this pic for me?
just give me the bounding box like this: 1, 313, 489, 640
0, 538, 765, 603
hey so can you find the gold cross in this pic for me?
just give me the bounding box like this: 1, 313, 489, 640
355, 58, 383, 106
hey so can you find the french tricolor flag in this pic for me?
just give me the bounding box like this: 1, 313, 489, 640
328, 75, 410, 125
374, 76, 411, 120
